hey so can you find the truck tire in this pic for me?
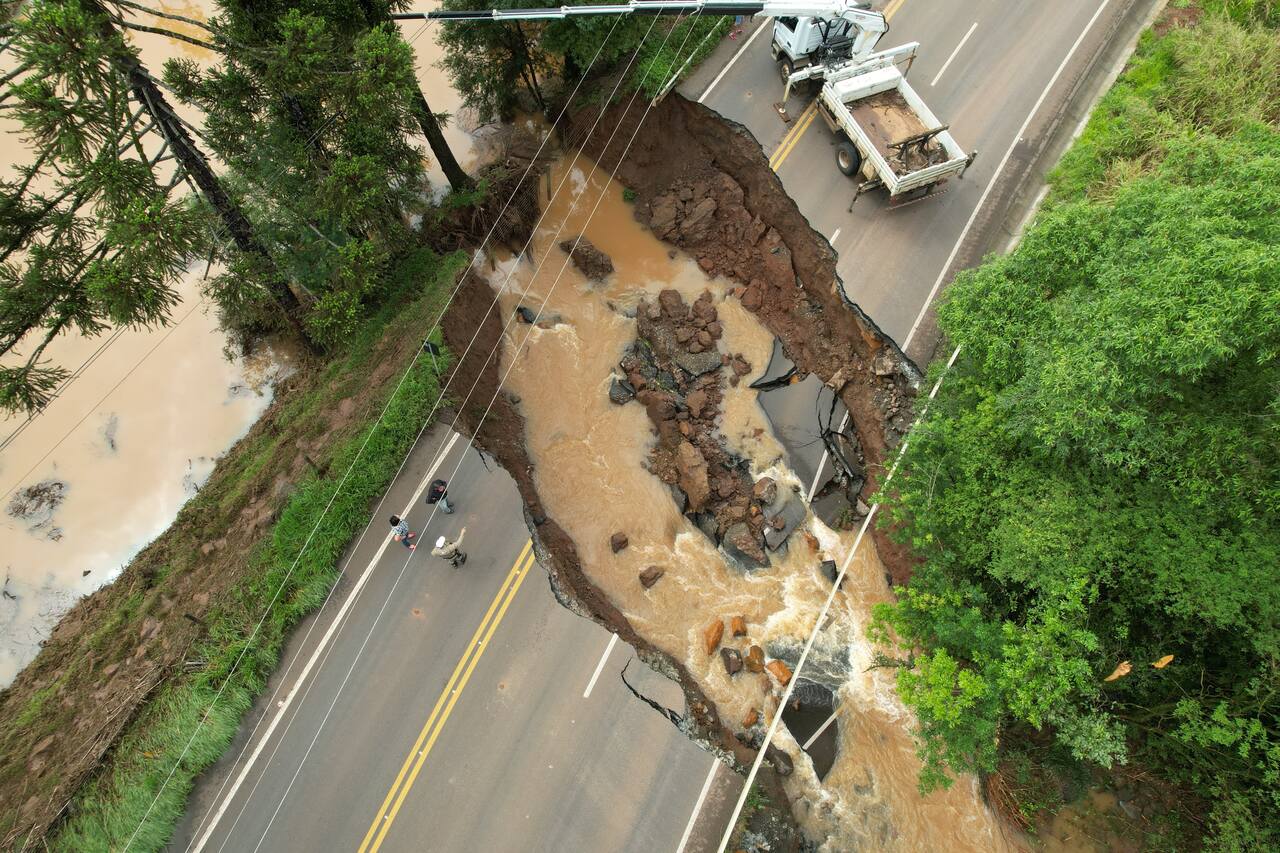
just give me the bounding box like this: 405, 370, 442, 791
836, 140, 862, 177
777, 56, 795, 86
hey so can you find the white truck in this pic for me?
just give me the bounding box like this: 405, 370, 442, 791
769, 5, 974, 202
397, 0, 975, 204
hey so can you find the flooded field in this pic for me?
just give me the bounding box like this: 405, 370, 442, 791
487, 155, 1007, 850
0, 6, 479, 685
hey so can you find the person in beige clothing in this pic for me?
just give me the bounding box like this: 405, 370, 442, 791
432, 527, 467, 567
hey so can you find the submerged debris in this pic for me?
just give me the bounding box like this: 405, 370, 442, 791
558, 235, 614, 281
7, 480, 67, 534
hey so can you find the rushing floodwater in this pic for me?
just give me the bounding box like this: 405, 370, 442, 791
0, 4, 482, 685
491, 156, 1008, 850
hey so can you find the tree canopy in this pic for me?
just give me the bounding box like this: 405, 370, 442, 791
873, 10, 1280, 849
0, 0, 206, 413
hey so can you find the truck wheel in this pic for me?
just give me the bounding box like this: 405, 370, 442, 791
777, 57, 795, 86
836, 141, 862, 177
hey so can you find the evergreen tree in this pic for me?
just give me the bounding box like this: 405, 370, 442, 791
0, 0, 207, 413
165, 1, 428, 346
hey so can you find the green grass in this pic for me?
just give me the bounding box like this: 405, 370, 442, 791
1047, 6, 1280, 204
632, 17, 733, 99
46, 249, 467, 852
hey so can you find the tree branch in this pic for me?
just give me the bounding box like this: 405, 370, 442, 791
117, 19, 215, 52
111, 0, 212, 31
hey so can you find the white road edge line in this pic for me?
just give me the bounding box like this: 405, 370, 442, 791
805, 410, 848, 503
697, 18, 769, 104
902, 0, 1114, 353
582, 633, 619, 698
930, 21, 977, 87
189, 431, 462, 853
675, 759, 720, 853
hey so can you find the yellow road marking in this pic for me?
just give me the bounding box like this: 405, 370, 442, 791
363, 545, 537, 853
770, 102, 820, 171
769, 101, 816, 170
771, 0, 909, 173
357, 541, 532, 853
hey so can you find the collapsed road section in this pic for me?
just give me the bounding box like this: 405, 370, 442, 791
441, 93, 1003, 850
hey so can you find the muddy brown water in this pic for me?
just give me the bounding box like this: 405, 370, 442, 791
0, 8, 480, 685
489, 155, 1007, 850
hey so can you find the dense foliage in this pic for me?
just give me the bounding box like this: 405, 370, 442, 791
0, 0, 207, 412
438, 0, 728, 121
164, 0, 427, 348
872, 8, 1280, 849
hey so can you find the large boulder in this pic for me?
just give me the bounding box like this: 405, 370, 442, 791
722, 522, 768, 570
676, 440, 711, 512
559, 235, 614, 281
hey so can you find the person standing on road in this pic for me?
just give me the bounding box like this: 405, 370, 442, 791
389, 515, 416, 551
425, 478, 454, 514
432, 528, 467, 567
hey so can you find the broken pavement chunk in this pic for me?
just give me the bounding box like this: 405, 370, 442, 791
610, 532, 629, 553
730, 615, 747, 637
745, 645, 765, 673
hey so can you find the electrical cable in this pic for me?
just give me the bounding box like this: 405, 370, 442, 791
240, 15, 707, 850
179, 14, 634, 853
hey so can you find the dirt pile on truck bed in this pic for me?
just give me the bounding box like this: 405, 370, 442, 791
568, 92, 921, 584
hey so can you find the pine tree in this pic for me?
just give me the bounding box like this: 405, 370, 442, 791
0, 0, 208, 413
165, 1, 429, 346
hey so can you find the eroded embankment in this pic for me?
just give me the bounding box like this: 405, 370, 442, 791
567, 93, 922, 586
441, 94, 1006, 851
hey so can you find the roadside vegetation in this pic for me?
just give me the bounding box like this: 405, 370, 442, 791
0, 0, 736, 846
872, 2, 1280, 849
438, 0, 730, 119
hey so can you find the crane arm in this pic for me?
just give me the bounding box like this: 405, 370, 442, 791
392, 0, 886, 34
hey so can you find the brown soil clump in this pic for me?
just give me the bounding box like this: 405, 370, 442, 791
569, 93, 922, 585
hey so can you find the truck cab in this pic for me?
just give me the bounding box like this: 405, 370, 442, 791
770, 2, 875, 72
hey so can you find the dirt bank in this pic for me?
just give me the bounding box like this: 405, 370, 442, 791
567, 93, 922, 585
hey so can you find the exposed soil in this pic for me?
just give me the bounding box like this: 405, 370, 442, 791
567, 93, 922, 585
424, 129, 548, 255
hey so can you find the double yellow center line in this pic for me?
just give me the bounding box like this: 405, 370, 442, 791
357, 541, 536, 853
769, 0, 909, 173
769, 100, 820, 171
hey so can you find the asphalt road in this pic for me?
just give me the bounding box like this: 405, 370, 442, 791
172, 1, 1155, 851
